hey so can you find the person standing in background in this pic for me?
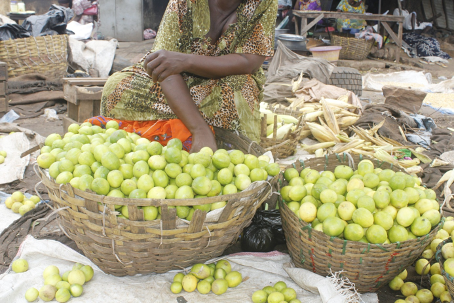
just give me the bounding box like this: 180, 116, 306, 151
72, 0, 97, 25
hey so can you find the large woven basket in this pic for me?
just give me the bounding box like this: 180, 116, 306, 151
330, 33, 373, 61
0, 35, 68, 78
279, 153, 442, 293
37, 129, 274, 276
436, 238, 454, 298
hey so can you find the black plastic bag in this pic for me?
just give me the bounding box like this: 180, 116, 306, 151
0, 24, 31, 41
22, 5, 74, 37
241, 210, 285, 252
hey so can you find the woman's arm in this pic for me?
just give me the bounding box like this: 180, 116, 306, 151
144, 50, 265, 83
160, 74, 217, 153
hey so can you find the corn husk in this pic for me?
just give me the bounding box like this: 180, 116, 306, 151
337, 116, 359, 129
351, 149, 375, 157
351, 126, 390, 147
409, 148, 432, 164
374, 149, 400, 167
268, 123, 293, 139
332, 139, 365, 154
399, 158, 421, 168
306, 122, 339, 143
324, 98, 358, 110
430, 159, 451, 168
301, 142, 336, 153
292, 72, 304, 93
433, 169, 453, 191
303, 111, 324, 122
280, 115, 299, 124
405, 166, 423, 174
299, 130, 312, 140
321, 98, 340, 134
266, 124, 275, 136
315, 149, 325, 157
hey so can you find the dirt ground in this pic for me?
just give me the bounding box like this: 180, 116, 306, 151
1, 41, 453, 302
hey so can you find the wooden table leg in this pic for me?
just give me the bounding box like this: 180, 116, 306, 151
397, 22, 403, 64
295, 16, 299, 35
301, 17, 308, 38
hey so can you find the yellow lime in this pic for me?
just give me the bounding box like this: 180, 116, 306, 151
344, 223, 364, 241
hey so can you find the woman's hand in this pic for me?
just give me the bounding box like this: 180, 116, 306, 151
144, 50, 188, 83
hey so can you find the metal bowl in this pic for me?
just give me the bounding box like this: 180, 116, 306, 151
276, 34, 307, 51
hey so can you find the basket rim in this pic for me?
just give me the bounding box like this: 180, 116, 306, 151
37, 165, 275, 206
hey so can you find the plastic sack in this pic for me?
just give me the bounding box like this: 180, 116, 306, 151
67, 21, 93, 40
0, 110, 20, 123
41, 109, 59, 122
0, 23, 30, 41
22, 5, 74, 37
241, 210, 285, 252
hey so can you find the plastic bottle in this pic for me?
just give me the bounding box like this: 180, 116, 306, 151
10, 1, 18, 13
17, 1, 25, 12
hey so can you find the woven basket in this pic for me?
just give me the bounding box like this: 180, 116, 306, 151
279, 153, 442, 293
436, 238, 454, 298
330, 33, 373, 61
260, 114, 304, 160
37, 130, 274, 276
0, 35, 68, 78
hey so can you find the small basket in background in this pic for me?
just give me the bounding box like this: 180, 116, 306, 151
260, 114, 304, 160
330, 32, 373, 61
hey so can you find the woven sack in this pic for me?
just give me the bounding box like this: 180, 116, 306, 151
279, 153, 442, 293
36, 128, 275, 276
0, 35, 68, 78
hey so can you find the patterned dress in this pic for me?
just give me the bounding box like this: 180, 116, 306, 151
101, 0, 278, 142
336, 0, 367, 31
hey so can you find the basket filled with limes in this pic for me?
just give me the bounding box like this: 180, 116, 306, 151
436, 237, 454, 298
35, 121, 278, 276
278, 153, 442, 293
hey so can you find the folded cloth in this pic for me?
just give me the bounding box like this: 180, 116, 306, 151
86, 116, 214, 151
355, 26, 383, 48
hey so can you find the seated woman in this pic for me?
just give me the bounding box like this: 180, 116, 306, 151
97, 0, 277, 153
393, 0, 450, 60
336, 0, 367, 32
295, 0, 321, 11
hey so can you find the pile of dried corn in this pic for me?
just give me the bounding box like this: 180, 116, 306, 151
263, 99, 430, 173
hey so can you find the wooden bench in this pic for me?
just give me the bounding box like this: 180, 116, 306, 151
62, 78, 107, 131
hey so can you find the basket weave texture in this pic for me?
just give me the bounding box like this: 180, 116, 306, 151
279, 154, 441, 293
330, 33, 373, 61
436, 238, 454, 297
37, 128, 273, 276
260, 114, 304, 159
0, 35, 68, 78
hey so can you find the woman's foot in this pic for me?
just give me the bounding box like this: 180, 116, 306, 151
190, 128, 217, 153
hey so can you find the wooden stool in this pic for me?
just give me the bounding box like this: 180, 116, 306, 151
63, 78, 107, 131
